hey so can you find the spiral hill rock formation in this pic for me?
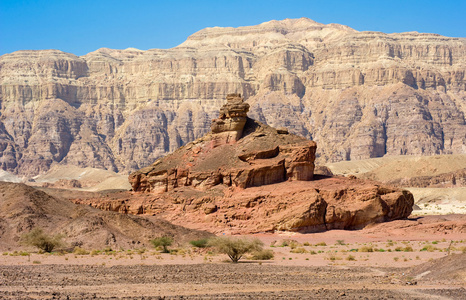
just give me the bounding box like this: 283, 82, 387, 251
1, 18, 465, 176
129, 93, 317, 193
97, 95, 415, 234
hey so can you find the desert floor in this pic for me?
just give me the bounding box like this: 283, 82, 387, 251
1, 221, 465, 300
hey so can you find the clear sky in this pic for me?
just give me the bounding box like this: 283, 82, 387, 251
1, 0, 465, 56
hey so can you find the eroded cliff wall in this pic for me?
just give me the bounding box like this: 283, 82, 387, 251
1, 18, 465, 175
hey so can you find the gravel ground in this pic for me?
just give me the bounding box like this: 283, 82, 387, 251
1, 263, 464, 299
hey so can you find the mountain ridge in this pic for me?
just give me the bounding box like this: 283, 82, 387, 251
0, 18, 465, 176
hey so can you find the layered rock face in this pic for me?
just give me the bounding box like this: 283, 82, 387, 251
74, 177, 414, 234
129, 94, 317, 193
0, 18, 465, 176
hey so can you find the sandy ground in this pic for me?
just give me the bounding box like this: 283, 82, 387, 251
1, 228, 465, 299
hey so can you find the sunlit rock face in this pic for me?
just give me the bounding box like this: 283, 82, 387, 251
0, 18, 465, 176
128, 93, 317, 193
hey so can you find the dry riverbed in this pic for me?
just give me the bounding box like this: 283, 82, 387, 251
1, 230, 465, 299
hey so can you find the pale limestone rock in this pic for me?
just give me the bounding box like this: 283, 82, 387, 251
0, 18, 465, 176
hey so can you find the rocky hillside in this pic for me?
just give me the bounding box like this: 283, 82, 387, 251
0, 182, 211, 250
1, 18, 465, 176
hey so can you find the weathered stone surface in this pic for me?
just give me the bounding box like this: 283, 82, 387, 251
128, 95, 317, 193
1, 18, 465, 176
72, 177, 414, 234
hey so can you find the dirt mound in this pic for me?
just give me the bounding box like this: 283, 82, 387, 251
409, 253, 466, 283
0, 182, 211, 251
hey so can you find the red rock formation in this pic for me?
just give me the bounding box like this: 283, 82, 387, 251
129, 94, 317, 193
73, 177, 414, 234
118, 95, 414, 233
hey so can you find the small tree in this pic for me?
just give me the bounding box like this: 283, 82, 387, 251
208, 236, 264, 263
21, 228, 64, 253
151, 236, 173, 253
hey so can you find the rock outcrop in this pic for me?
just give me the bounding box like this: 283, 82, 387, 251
129, 93, 317, 193
1, 18, 465, 176
104, 97, 414, 234
73, 177, 414, 234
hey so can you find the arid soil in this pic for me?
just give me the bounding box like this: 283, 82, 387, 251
1, 224, 465, 299
1, 262, 465, 299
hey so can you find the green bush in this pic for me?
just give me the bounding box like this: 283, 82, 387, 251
20, 228, 64, 253
208, 236, 263, 263
190, 238, 209, 248
151, 236, 173, 253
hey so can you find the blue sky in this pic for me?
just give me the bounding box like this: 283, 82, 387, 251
1, 0, 465, 56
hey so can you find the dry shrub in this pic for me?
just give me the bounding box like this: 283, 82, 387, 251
151, 236, 173, 253
359, 246, 374, 252
290, 247, 307, 254
20, 228, 64, 253
73, 247, 89, 255
251, 249, 274, 260
208, 236, 263, 263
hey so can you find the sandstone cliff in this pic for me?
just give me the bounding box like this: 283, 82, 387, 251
0, 18, 465, 176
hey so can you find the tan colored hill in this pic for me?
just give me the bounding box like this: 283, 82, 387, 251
0, 18, 465, 176
0, 182, 211, 251
326, 154, 466, 181
326, 154, 466, 214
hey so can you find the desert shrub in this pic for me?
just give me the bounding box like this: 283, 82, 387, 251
289, 240, 300, 249
336, 240, 345, 245
90, 249, 100, 256
346, 255, 356, 261
315, 242, 327, 246
327, 254, 342, 261
290, 247, 307, 254
421, 245, 437, 252
190, 238, 209, 248
20, 228, 64, 253
208, 236, 263, 263
251, 249, 274, 260
394, 247, 403, 252
303, 242, 310, 246
359, 246, 373, 252
73, 247, 89, 255
151, 236, 173, 253
403, 246, 414, 252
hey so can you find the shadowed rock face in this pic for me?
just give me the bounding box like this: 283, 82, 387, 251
1, 18, 464, 176
129, 94, 316, 193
